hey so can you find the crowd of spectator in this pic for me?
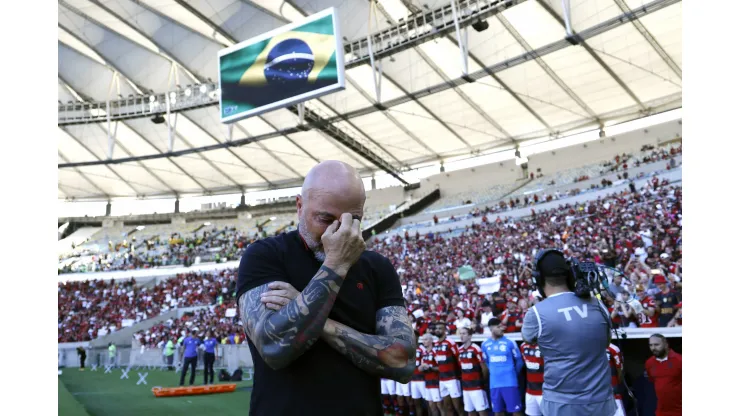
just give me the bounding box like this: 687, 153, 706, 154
58, 226, 263, 274
58, 269, 237, 342
134, 300, 245, 349
58, 145, 682, 345
373, 181, 682, 337
427, 147, 681, 231
59, 179, 681, 344
59, 144, 681, 276
58, 278, 147, 343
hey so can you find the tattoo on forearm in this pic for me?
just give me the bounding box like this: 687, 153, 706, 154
321, 306, 415, 383
238, 266, 342, 369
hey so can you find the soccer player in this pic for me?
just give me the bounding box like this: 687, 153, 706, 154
381, 378, 396, 415
482, 318, 524, 416
607, 343, 626, 416
420, 333, 443, 416
520, 341, 544, 416
457, 327, 490, 416
645, 334, 682, 416
395, 379, 411, 415
411, 338, 428, 416
432, 322, 464, 415
203, 330, 218, 385
179, 329, 200, 386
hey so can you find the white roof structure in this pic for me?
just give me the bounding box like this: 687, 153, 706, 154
58, 0, 682, 200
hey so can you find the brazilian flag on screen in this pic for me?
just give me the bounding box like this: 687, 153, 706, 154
219, 14, 340, 119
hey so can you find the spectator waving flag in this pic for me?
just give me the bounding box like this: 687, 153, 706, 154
457, 265, 476, 280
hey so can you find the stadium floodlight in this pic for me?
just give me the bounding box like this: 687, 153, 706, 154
169, 92, 177, 99
149, 95, 155, 103
185, 88, 192, 97
199, 84, 207, 94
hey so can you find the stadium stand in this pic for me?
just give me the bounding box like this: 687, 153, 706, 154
58, 139, 682, 276
135, 300, 244, 349
59, 177, 681, 343
58, 269, 237, 343
59, 199, 410, 273
375, 184, 682, 336
391, 150, 681, 236
421, 183, 520, 213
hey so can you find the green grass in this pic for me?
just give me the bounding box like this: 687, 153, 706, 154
59, 375, 91, 416
59, 368, 252, 416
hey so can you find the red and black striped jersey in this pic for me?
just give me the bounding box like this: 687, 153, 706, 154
457, 343, 485, 391
432, 339, 460, 382
412, 345, 427, 382
422, 349, 440, 388
521, 342, 544, 396
607, 344, 624, 399
501, 310, 522, 333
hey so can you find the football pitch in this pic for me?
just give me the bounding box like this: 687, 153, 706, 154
58, 369, 253, 416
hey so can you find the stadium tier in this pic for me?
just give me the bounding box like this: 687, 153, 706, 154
59, 179, 681, 344
59, 269, 237, 343
58, 141, 682, 274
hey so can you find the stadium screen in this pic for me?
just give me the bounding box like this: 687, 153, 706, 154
218, 7, 346, 124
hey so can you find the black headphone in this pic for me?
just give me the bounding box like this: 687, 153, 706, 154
532, 248, 576, 297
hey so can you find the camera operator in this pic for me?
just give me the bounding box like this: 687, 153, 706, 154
521, 249, 616, 416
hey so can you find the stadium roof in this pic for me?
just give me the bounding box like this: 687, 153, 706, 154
58, 0, 682, 201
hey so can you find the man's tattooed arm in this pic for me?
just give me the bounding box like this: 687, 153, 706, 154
238, 265, 343, 370
321, 305, 415, 383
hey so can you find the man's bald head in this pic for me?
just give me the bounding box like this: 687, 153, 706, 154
297, 160, 366, 262
301, 160, 365, 203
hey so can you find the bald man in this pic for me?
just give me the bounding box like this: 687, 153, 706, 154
237, 161, 415, 416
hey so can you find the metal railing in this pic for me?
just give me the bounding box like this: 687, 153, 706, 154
57, 83, 219, 124
59, 344, 254, 376
344, 0, 522, 66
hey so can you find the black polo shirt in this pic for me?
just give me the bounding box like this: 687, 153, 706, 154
236, 230, 404, 416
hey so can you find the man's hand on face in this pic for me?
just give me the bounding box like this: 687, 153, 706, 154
261, 281, 300, 311
322, 212, 366, 276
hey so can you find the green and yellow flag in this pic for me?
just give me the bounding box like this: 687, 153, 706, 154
219, 13, 342, 120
